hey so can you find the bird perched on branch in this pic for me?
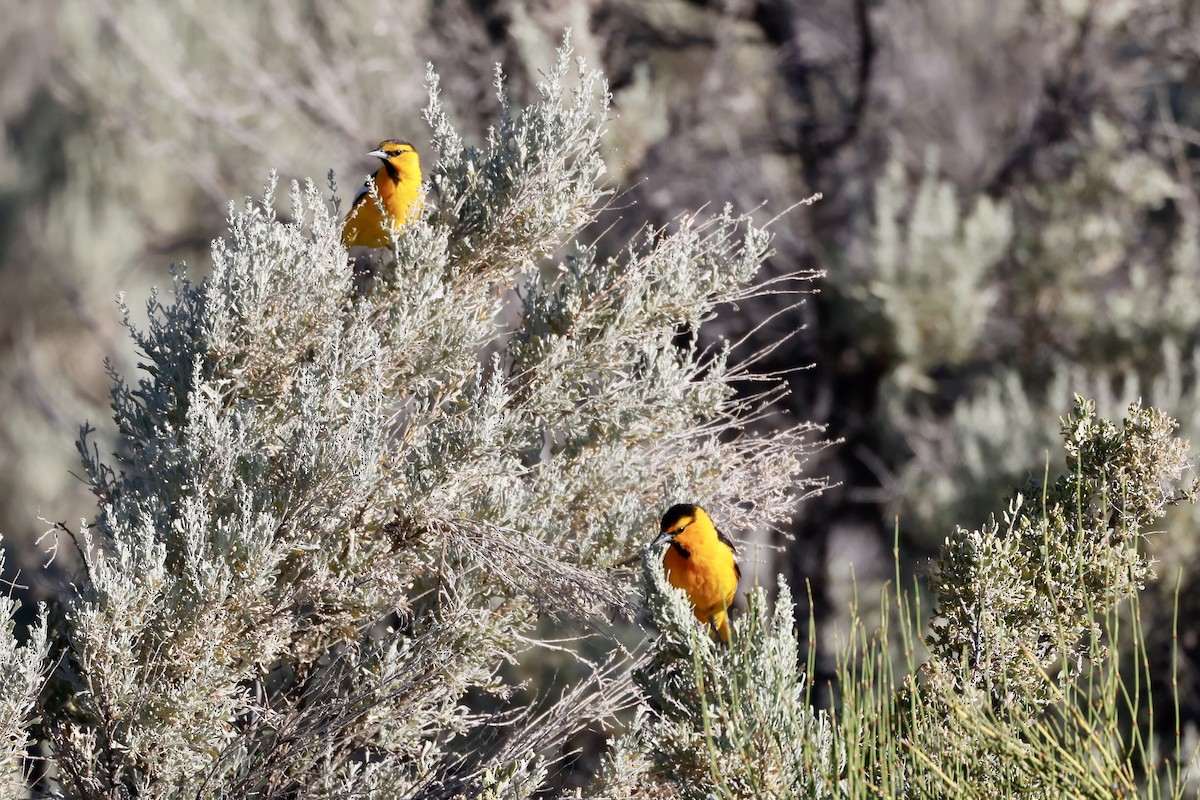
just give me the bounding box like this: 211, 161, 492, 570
651, 503, 740, 643
342, 139, 423, 249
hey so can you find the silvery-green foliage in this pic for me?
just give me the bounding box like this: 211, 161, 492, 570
861, 152, 1012, 391
894, 398, 1159, 797
885, 367, 1056, 543
922, 397, 1193, 732
423, 34, 608, 277
854, 399, 1197, 798
891, 341, 1200, 547
590, 561, 843, 799
872, 105, 1200, 589
1012, 113, 1195, 362
0, 545, 49, 797
474, 756, 547, 800
42, 37, 825, 800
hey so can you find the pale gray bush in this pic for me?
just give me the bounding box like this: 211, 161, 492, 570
37, 39, 826, 799
891, 340, 1200, 547
907, 397, 1196, 796
590, 563, 843, 800
586, 398, 1198, 798
0, 545, 49, 797
862, 152, 1012, 391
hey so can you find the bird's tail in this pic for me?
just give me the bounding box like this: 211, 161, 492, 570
710, 610, 731, 645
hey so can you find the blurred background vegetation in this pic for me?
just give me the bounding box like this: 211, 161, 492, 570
4, 0, 1200, 754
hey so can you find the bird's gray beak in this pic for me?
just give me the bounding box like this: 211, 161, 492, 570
649, 530, 674, 549
366, 148, 388, 160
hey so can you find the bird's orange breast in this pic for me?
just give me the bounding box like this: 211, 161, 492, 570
342, 161, 422, 249
662, 538, 738, 623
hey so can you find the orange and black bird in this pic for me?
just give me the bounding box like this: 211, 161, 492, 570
341, 139, 423, 249
651, 503, 740, 643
